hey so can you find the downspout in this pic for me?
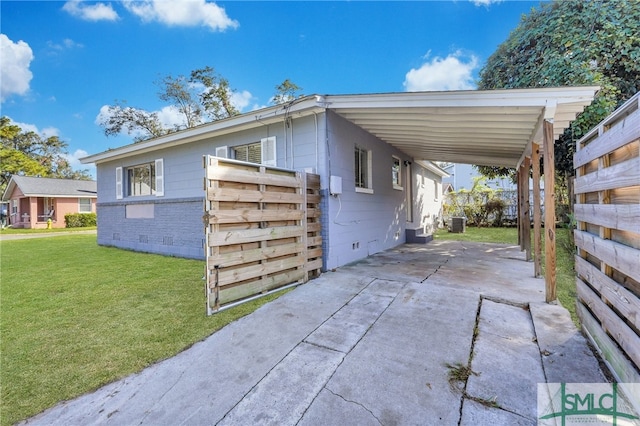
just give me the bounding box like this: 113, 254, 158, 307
313, 112, 319, 173
283, 118, 288, 169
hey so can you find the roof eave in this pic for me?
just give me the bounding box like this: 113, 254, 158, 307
81, 96, 325, 165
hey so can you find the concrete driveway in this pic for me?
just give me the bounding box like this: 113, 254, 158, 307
21, 240, 607, 425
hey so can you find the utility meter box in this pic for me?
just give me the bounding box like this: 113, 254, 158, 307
330, 175, 343, 195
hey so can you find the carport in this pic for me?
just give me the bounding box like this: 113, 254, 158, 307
322, 86, 600, 302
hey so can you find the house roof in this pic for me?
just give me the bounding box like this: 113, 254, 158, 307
1, 175, 97, 201
82, 86, 599, 169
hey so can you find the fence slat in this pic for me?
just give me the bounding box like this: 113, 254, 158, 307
206, 165, 302, 188
577, 303, 640, 384
574, 112, 640, 168
216, 256, 305, 287
218, 270, 305, 305
577, 278, 640, 369
574, 229, 640, 283
207, 187, 305, 204
205, 209, 305, 224
574, 157, 640, 194
207, 242, 305, 269
574, 203, 640, 234
208, 225, 304, 246
576, 256, 640, 331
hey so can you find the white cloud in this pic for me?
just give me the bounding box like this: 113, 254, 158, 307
64, 148, 94, 172
403, 51, 479, 92
0, 34, 34, 102
156, 105, 188, 129
230, 90, 253, 111
47, 38, 84, 52
123, 0, 238, 31
8, 118, 59, 138
62, 1, 119, 21
471, 0, 503, 6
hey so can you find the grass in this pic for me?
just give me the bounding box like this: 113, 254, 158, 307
0, 235, 284, 426
434, 226, 579, 325
0, 226, 97, 234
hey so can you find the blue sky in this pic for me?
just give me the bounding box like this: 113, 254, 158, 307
1, 0, 543, 175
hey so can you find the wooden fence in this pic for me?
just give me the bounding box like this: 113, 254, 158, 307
574, 93, 640, 383
203, 156, 322, 315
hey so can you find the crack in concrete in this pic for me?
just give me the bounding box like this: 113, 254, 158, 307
420, 256, 450, 283
324, 387, 383, 425
139, 369, 187, 425
456, 295, 484, 426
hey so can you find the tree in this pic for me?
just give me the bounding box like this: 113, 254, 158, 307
0, 117, 92, 194
190, 66, 239, 120
98, 101, 167, 142
272, 79, 303, 105
99, 67, 241, 141
476, 0, 640, 181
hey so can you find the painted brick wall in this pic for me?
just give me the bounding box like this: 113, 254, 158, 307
97, 197, 204, 259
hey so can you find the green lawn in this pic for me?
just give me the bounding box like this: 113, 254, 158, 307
434, 227, 578, 325
0, 226, 97, 234
0, 235, 283, 426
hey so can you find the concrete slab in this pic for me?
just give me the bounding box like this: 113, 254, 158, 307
304, 279, 402, 353
465, 299, 546, 422
19, 241, 607, 426
218, 342, 344, 426
314, 283, 480, 425
529, 302, 607, 383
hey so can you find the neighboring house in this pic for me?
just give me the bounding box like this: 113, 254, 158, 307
81, 88, 597, 271
440, 163, 516, 191
1, 176, 97, 229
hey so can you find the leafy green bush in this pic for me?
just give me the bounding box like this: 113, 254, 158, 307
444, 177, 507, 227
64, 213, 97, 228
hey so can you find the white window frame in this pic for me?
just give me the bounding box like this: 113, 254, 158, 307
78, 198, 92, 213
115, 167, 123, 200
215, 146, 228, 158
392, 156, 403, 190
355, 145, 373, 194
231, 137, 277, 167
155, 158, 164, 197
117, 158, 164, 199
261, 136, 277, 166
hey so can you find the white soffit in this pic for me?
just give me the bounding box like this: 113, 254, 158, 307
325, 87, 599, 168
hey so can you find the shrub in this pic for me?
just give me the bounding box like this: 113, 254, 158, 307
64, 213, 97, 228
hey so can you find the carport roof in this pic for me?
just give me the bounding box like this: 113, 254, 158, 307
322, 86, 599, 168
82, 86, 599, 169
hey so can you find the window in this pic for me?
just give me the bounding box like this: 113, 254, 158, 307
78, 198, 92, 213
232, 137, 277, 166
392, 157, 402, 190
11, 200, 17, 215
355, 145, 372, 193
120, 158, 164, 198
233, 142, 262, 163
128, 163, 156, 196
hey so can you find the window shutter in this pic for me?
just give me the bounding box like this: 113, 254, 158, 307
155, 158, 164, 197
215, 146, 228, 158
261, 136, 277, 167
115, 167, 123, 200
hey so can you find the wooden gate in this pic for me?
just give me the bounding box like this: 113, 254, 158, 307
203, 156, 322, 315
574, 93, 640, 383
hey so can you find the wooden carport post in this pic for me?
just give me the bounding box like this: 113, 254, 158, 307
532, 143, 542, 277
543, 119, 557, 302
517, 159, 531, 260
